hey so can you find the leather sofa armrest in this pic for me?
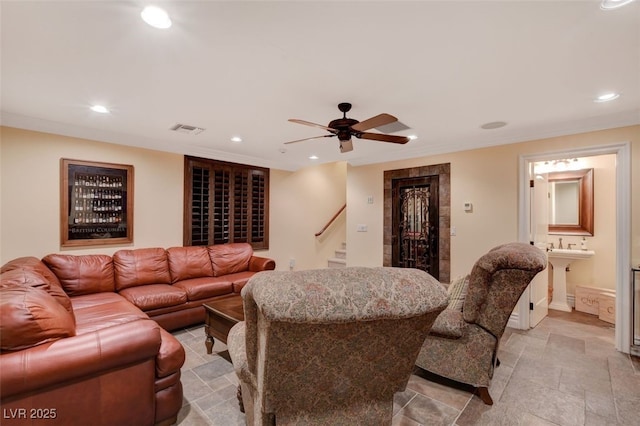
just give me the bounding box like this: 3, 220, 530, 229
0, 319, 162, 399
156, 328, 185, 378
248, 256, 275, 272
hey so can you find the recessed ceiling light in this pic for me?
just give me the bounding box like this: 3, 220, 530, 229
480, 121, 507, 130
601, 0, 636, 10
141, 6, 172, 29
231, 136, 242, 143
90, 105, 109, 114
594, 92, 620, 102
309, 155, 319, 160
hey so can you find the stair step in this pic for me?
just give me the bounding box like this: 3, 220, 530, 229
328, 258, 347, 268
334, 249, 347, 259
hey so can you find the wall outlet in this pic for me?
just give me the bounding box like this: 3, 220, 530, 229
289, 258, 295, 269
356, 224, 368, 232
450, 226, 457, 236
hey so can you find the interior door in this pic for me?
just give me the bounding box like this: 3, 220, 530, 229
529, 164, 550, 328
391, 176, 439, 280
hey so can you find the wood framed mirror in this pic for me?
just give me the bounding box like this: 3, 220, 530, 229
548, 168, 593, 236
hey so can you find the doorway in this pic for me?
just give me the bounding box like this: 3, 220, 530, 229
383, 163, 450, 283
518, 143, 631, 353
391, 176, 439, 278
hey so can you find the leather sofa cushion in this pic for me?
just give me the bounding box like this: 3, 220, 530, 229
228, 271, 255, 293
0, 319, 162, 400
1, 256, 63, 288
113, 248, 171, 290
0, 257, 72, 316
72, 293, 149, 335
69, 291, 126, 310
43, 254, 115, 295
119, 284, 187, 311
0, 268, 74, 317
208, 243, 253, 277
0, 285, 76, 351
167, 246, 213, 283
173, 276, 233, 301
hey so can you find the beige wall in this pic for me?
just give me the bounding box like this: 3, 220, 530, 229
1, 125, 637, 282
347, 126, 640, 291
0, 126, 184, 261
348, 144, 521, 276
551, 154, 617, 295
0, 126, 347, 270
263, 162, 347, 271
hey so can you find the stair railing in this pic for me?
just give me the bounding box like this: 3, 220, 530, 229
315, 204, 346, 237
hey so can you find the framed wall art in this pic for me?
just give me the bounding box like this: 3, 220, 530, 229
60, 158, 134, 247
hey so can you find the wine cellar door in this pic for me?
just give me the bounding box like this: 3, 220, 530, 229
392, 176, 439, 278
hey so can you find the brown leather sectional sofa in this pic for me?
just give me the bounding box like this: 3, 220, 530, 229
0, 243, 275, 426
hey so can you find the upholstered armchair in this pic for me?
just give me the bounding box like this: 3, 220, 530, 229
228, 267, 449, 425
414, 242, 547, 405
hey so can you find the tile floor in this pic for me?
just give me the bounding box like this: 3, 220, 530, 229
172, 310, 640, 425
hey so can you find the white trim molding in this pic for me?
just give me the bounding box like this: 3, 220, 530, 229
518, 142, 631, 353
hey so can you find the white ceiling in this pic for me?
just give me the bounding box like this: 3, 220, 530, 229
1, 1, 639, 171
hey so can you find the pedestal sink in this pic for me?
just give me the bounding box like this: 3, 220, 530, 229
547, 249, 595, 312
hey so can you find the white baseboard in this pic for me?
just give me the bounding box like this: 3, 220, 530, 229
508, 312, 520, 329
511, 294, 576, 330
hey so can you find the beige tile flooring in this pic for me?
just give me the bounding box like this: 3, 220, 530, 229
172, 310, 640, 425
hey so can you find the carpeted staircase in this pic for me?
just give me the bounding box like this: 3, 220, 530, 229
327, 242, 346, 268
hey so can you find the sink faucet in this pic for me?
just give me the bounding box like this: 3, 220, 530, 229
548, 242, 555, 250
558, 238, 563, 249
567, 243, 575, 250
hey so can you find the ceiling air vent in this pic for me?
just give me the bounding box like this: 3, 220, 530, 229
170, 123, 205, 135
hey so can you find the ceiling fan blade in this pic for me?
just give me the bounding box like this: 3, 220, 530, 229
284, 134, 335, 145
356, 132, 410, 144
351, 113, 398, 132
288, 119, 337, 132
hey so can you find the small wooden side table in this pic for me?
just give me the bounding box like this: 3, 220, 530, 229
203, 295, 244, 354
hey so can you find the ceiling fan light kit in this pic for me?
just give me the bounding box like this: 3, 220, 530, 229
339, 140, 354, 153
286, 102, 411, 153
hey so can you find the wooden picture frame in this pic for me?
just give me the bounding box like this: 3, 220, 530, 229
60, 158, 134, 247
548, 168, 594, 236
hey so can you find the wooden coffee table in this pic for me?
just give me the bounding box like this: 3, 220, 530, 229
203, 295, 244, 354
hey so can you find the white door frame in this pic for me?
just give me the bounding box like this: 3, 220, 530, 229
517, 142, 631, 353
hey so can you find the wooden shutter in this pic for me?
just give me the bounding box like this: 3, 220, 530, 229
184, 156, 269, 250
213, 168, 231, 244
251, 170, 266, 245
233, 172, 248, 242
186, 163, 211, 246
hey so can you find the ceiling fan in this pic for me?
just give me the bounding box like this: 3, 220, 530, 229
285, 102, 410, 153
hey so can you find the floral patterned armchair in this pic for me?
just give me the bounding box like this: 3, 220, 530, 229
227, 267, 449, 425
414, 242, 547, 405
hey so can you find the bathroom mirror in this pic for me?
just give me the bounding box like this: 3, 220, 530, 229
548, 168, 594, 236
